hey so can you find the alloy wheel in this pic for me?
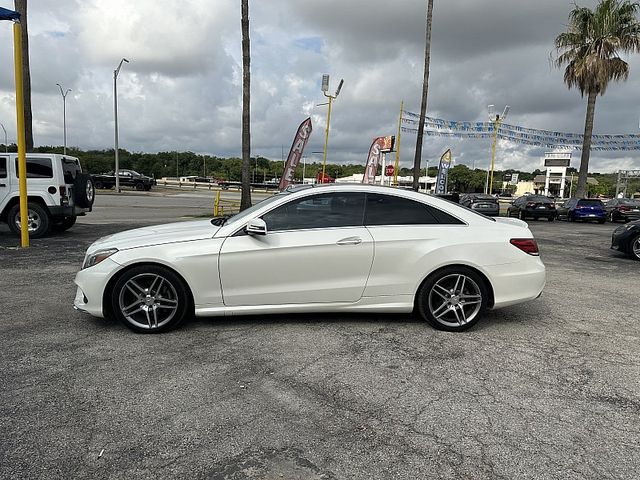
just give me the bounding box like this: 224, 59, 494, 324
14, 208, 42, 233
118, 273, 179, 330
427, 273, 483, 328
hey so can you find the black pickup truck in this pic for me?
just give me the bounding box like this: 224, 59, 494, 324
92, 169, 156, 191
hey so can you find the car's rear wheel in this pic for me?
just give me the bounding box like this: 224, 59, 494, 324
7, 203, 50, 238
135, 182, 145, 191
416, 267, 488, 332
547, 216, 554, 222
630, 234, 640, 261
111, 265, 191, 333
519, 211, 526, 220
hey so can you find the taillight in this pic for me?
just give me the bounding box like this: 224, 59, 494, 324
59, 186, 67, 198
619, 206, 631, 212
549, 203, 555, 208
510, 238, 539, 256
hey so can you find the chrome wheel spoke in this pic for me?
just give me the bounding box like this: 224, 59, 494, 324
454, 275, 465, 293
432, 302, 450, 318
433, 283, 451, 300
122, 300, 143, 315
144, 308, 153, 328
452, 304, 466, 325
152, 307, 159, 328
157, 296, 177, 305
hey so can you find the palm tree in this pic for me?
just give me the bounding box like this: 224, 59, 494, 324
412, 0, 434, 192
240, 0, 252, 210
14, 0, 33, 152
554, 0, 640, 198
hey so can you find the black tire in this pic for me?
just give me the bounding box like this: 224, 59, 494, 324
74, 173, 95, 208
144, 185, 152, 191
547, 216, 554, 222
568, 213, 575, 222
629, 233, 640, 261
7, 203, 51, 238
519, 211, 526, 220
597, 219, 605, 224
609, 212, 616, 223
135, 182, 145, 191
51, 216, 77, 232
94, 180, 104, 190
111, 265, 191, 333
416, 266, 489, 332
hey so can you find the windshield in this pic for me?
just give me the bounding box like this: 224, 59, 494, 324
224, 192, 290, 226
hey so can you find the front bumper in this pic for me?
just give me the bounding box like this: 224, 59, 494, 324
73, 257, 122, 318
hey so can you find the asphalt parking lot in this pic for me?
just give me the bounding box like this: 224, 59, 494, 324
1, 193, 639, 480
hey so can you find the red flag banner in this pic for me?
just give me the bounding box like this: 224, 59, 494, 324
279, 117, 313, 190
362, 136, 386, 184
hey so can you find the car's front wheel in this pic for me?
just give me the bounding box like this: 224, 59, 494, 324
111, 265, 191, 333
416, 267, 488, 332
629, 233, 640, 261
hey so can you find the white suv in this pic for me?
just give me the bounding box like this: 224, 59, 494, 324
0, 153, 95, 238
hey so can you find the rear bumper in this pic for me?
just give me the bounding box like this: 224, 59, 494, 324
574, 211, 606, 220
49, 205, 92, 218
484, 257, 546, 309
523, 209, 556, 218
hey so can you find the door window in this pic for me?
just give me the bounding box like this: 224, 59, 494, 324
0, 157, 7, 178
262, 192, 366, 231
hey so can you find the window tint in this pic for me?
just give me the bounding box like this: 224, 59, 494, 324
365, 193, 440, 225
15, 157, 53, 178
0, 157, 7, 178
577, 199, 603, 207
262, 192, 365, 231
62, 158, 80, 183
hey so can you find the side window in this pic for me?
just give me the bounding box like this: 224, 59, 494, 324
365, 193, 440, 226
262, 192, 365, 232
15, 157, 53, 178
0, 157, 7, 178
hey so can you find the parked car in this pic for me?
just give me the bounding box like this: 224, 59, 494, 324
74, 184, 546, 334
1, 153, 94, 237
507, 195, 556, 221
611, 220, 640, 260
604, 198, 640, 223
557, 198, 606, 223
459, 193, 500, 217
92, 169, 155, 191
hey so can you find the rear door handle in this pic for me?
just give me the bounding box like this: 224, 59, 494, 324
336, 236, 362, 246
0, 183, 5, 187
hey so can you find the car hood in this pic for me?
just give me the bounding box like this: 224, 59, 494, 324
88, 219, 220, 252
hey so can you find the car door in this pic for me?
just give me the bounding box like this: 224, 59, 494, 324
0, 156, 10, 210
218, 191, 374, 306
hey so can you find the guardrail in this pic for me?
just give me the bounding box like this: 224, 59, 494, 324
158, 178, 278, 193
213, 191, 241, 216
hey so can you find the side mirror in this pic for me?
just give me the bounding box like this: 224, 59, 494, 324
246, 218, 267, 236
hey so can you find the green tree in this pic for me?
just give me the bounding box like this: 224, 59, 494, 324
554, 0, 640, 198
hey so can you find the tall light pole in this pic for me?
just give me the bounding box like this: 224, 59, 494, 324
56, 83, 71, 154
319, 74, 343, 183
113, 57, 129, 193
485, 104, 510, 194
0, 122, 7, 152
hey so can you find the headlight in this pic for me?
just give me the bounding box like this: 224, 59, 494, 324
82, 248, 118, 269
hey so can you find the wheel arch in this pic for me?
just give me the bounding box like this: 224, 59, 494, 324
413, 263, 495, 310
102, 261, 196, 320
1, 195, 49, 221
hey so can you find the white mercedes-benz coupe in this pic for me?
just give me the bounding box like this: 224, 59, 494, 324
74, 184, 545, 333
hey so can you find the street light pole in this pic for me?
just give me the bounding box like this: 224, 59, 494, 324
319, 74, 343, 183
113, 57, 129, 193
485, 104, 510, 194
0, 122, 7, 152
56, 83, 71, 154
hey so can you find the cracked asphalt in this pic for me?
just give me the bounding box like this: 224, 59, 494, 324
1, 193, 639, 479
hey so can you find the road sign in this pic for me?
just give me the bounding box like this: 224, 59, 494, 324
385, 165, 395, 177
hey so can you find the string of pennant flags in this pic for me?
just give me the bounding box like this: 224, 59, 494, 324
402, 110, 640, 151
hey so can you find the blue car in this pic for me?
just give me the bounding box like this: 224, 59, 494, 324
557, 198, 606, 223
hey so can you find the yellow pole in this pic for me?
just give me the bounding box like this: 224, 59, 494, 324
13, 22, 29, 248
214, 190, 220, 216
321, 96, 333, 183
393, 100, 403, 186
488, 117, 501, 195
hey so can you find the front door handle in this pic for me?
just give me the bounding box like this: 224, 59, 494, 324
336, 236, 362, 246
0, 183, 5, 187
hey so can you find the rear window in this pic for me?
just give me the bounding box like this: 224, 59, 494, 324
15, 157, 53, 178
621, 199, 640, 206
577, 199, 603, 207
528, 196, 553, 203
62, 157, 81, 183
0, 157, 7, 178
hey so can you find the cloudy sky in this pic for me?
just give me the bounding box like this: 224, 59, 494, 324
1, 0, 640, 173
